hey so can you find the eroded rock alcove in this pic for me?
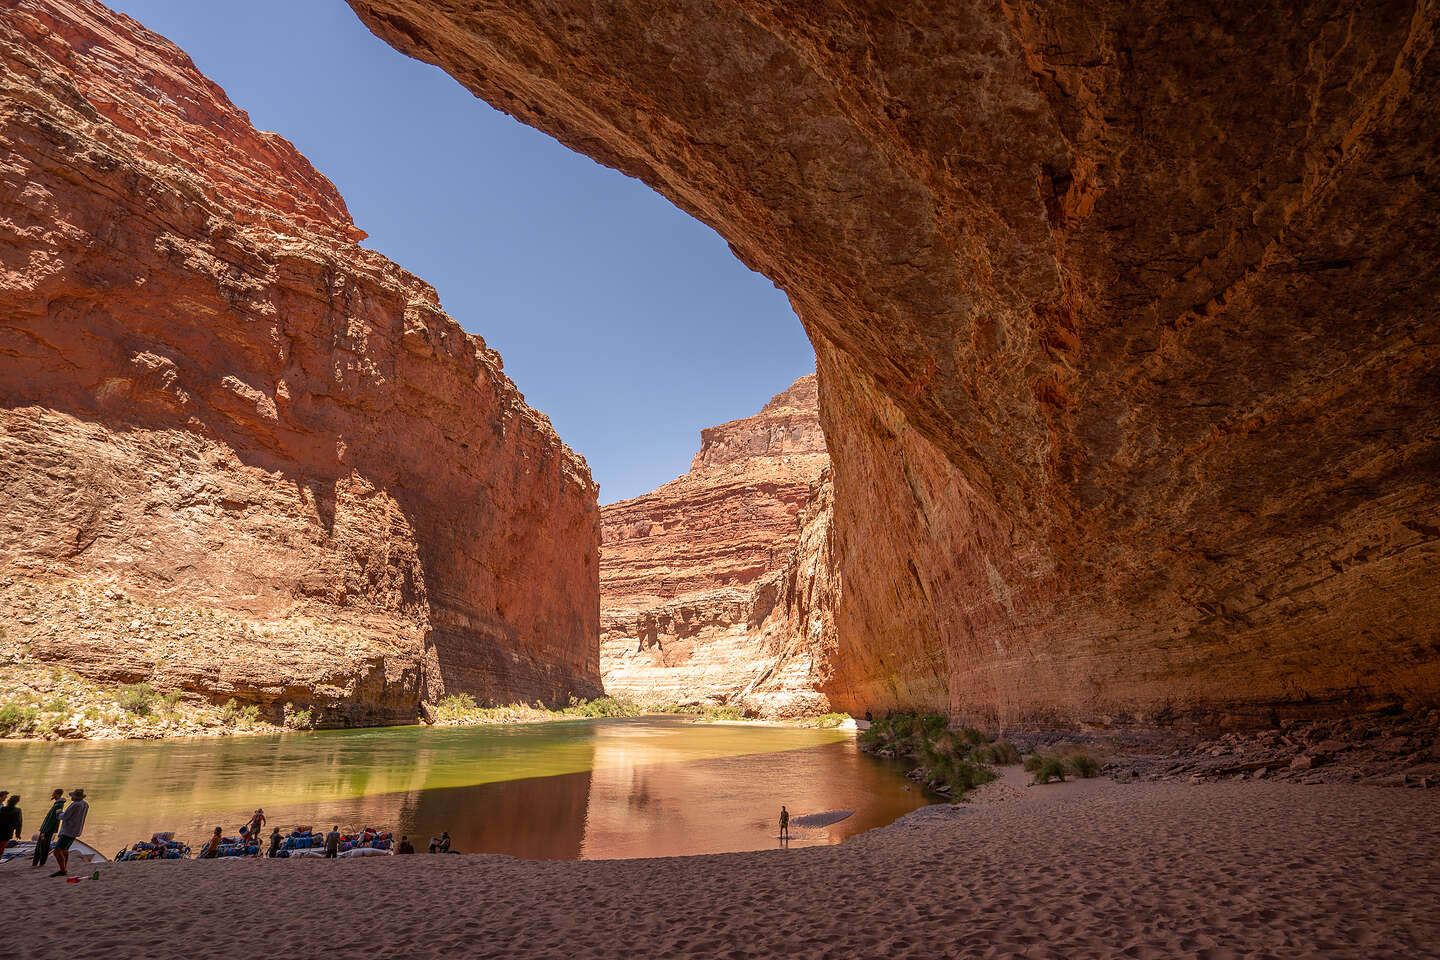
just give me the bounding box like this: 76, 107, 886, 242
347, 0, 1440, 725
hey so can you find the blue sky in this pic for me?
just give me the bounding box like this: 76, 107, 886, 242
108, 0, 815, 504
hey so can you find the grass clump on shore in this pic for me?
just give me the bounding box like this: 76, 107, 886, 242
798, 712, 852, 728
282, 703, 316, 729
1025, 744, 1101, 784
562, 695, 642, 718
220, 698, 261, 728
0, 703, 40, 736
116, 682, 162, 716
433, 694, 645, 725
858, 713, 1002, 800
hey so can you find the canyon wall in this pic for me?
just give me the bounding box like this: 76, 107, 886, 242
0, 0, 601, 725
600, 375, 832, 716
351, 0, 1440, 726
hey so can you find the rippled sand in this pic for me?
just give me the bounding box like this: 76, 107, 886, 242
5, 768, 1437, 959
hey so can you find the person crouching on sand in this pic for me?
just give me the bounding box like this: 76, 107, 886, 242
199, 827, 222, 859
33, 789, 65, 868
267, 827, 282, 858
49, 788, 89, 877
397, 836, 415, 854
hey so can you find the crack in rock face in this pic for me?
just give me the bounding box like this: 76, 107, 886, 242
346, 0, 1440, 726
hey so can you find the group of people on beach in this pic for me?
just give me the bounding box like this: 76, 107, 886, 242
190, 813, 446, 859
2, 785, 464, 868
0, 787, 92, 876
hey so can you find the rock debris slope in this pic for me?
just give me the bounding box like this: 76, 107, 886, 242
0, 0, 601, 725
599, 375, 833, 716
348, 0, 1440, 725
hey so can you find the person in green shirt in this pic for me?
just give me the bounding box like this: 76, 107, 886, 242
31, 789, 65, 868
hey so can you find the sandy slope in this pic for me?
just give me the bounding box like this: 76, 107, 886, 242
4, 771, 1437, 959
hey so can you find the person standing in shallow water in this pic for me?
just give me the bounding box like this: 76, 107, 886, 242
33, 789, 65, 868
779, 805, 790, 839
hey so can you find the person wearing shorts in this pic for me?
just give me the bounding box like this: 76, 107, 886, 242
49, 788, 89, 877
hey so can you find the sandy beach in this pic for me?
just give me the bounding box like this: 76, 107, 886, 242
4, 769, 1436, 959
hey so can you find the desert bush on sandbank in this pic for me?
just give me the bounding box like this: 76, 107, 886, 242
1025, 744, 1101, 784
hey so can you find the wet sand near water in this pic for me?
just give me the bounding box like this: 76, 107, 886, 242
3, 770, 1437, 959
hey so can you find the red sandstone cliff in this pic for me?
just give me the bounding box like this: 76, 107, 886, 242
0, 0, 601, 725
350, 0, 1440, 727
600, 375, 832, 715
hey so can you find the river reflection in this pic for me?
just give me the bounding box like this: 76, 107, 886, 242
0, 717, 929, 860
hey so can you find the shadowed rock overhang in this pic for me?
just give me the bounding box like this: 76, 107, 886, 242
346, 0, 1440, 724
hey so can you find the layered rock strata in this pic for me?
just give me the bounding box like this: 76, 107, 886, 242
600, 375, 832, 716
350, 0, 1440, 726
0, 0, 601, 725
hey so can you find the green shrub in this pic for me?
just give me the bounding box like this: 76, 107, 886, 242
860, 712, 1006, 800
1032, 755, 1068, 784
1065, 749, 1100, 778
282, 703, 315, 729
116, 683, 161, 716
561, 696, 642, 718
220, 698, 241, 725
975, 738, 1021, 765
0, 703, 40, 735
161, 690, 184, 713
957, 727, 988, 747
44, 696, 69, 714
435, 693, 479, 721
805, 712, 851, 728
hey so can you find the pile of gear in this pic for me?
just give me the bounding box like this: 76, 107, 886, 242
114, 833, 189, 861
273, 826, 323, 857
271, 825, 394, 858
215, 835, 261, 858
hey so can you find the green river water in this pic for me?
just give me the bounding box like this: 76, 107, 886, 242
0, 716, 931, 860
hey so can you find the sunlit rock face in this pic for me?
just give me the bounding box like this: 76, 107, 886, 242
351, 0, 1440, 726
0, 0, 601, 724
600, 375, 833, 716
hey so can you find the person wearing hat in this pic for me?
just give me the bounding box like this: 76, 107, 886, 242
49, 788, 89, 877
33, 788, 65, 868
243, 808, 266, 846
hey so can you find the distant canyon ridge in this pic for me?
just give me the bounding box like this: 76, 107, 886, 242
600, 375, 835, 717
2, 0, 1437, 732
